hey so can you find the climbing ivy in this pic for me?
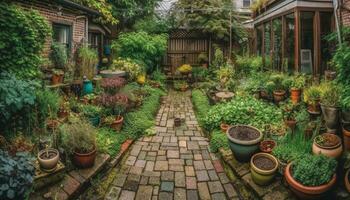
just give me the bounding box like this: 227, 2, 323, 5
0, 2, 51, 79
72, 0, 118, 24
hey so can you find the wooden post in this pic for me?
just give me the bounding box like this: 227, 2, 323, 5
294, 9, 300, 72
282, 16, 286, 72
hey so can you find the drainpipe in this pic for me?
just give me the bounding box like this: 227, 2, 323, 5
332, 0, 342, 45
76, 15, 88, 44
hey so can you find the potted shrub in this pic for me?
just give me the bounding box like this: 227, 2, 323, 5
282, 103, 297, 131
58, 101, 70, 119
198, 52, 209, 68
227, 125, 263, 162
37, 145, 59, 172
80, 104, 102, 127
290, 74, 306, 104
178, 64, 192, 75
269, 74, 288, 103
312, 133, 343, 159
285, 155, 337, 199
51, 69, 64, 85
304, 85, 322, 114
61, 119, 97, 168
320, 82, 341, 133
250, 153, 279, 185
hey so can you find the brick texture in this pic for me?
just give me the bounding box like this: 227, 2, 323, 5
341, 0, 350, 27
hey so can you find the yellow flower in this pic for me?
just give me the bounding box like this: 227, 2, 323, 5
137, 74, 146, 85
178, 64, 192, 73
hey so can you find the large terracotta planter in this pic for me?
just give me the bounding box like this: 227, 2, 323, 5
273, 90, 286, 103
227, 125, 263, 162
250, 153, 278, 186
38, 148, 59, 172
73, 148, 97, 168
312, 133, 342, 159
290, 88, 301, 104
111, 116, 124, 132
342, 125, 350, 151
285, 163, 336, 199
321, 104, 340, 133
345, 169, 350, 193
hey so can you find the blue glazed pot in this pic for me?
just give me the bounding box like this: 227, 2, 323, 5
227, 125, 263, 162
89, 116, 100, 127
83, 80, 93, 95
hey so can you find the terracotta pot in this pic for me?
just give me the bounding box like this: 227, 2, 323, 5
285, 119, 297, 131
38, 148, 59, 172
342, 125, 350, 151
181, 86, 188, 92
260, 90, 269, 99
345, 169, 350, 193
58, 110, 69, 119
290, 88, 301, 104
51, 74, 61, 85
259, 140, 276, 153
342, 109, 350, 123
111, 116, 124, 132
250, 153, 278, 186
273, 90, 286, 103
220, 123, 230, 133
285, 163, 336, 199
312, 133, 343, 159
307, 100, 321, 114
325, 70, 336, 81
227, 125, 263, 162
73, 148, 97, 168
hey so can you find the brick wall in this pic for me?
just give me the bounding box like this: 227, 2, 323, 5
341, 0, 350, 26
15, 1, 88, 58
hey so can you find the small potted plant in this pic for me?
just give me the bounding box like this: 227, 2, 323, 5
304, 85, 322, 114
198, 52, 209, 68
178, 64, 192, 75
290, 74, 306, 104
227, 125, 263, 162
285, 155, 337, 199
111, 97, 128, 132
320, 82, 341, 133
51, 69, 64, 85
37, 145, 59, 173
312, 133, 343, 159
61, 119, 97, 168
259, 139, 276, 153
58, 101, 70, 120
270, 74, 288, 103
324, 61, 337, 81
250, 152, 279, 185
282, 103, 297, 131
220, 122, 230, 133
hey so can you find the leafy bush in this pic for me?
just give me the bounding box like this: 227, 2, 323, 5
203, 96, 283, 131
192, 67, 209, 81
50, 42, 68, 69
0, 150, 35, 199
112, 31, 168, 72
96, 128, 127, 156
0, 72, 37, 134
60, 119, 96, 154
210, 130, 229, 152
292, 155, 337, 186
0, 2, 51, 79
192, 89, 211, 125
235, 55, 262, 75
79, 104, 102, 118
319, 82, 341, 107
133, 16, 170, 34
111, 58, 143, 81
290, 74, 306, 89
36, 89, 62, 126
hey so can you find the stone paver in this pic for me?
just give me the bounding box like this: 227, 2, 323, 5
105, 91, 238, 200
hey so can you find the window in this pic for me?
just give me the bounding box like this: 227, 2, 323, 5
272, 18, 282, 71
300, 12, 314, 74
88, 32, 101, 52
285, 13, 295, 73
243, 0, 251, 7
320, 12, 333, 73
52, 23, 71, 49
264, 22, 272, 69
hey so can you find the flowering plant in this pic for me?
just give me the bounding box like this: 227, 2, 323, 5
111, 58, 143, 80
178, 64, 192, 73
101, 77, 126, 94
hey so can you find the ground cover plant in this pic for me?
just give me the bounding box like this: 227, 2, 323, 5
203, 95, 283, 131
192, 89, 211, 126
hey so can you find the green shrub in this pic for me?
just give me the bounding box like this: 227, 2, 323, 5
76, 45, 98, 80
96, 128, 127, 156
0, 72, 37, 134
235, 55, 262, 75
36, 89, 62, 126
0, 2, 51, 79
210, 130, 229, 152
50, 42, 68, 69
0, 151, 35, 200
192, 89, 211, 125
203, 96, 283, 131
112, 31, 168, 73
292, 155, 337, 186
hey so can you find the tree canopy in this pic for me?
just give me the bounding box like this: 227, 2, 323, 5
72, 0, 118, 24
170, 0, 246, 42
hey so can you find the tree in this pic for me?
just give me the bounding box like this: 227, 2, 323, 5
170, 0, 245, 42
72, 0, 118, 24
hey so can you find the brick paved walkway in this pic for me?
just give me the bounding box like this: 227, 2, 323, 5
104, 90, 239, 200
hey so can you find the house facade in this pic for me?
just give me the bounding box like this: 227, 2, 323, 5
252, 0, 350, 76
14, 0, 111, 62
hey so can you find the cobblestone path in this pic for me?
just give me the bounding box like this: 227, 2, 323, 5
104, 90, 239, 200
